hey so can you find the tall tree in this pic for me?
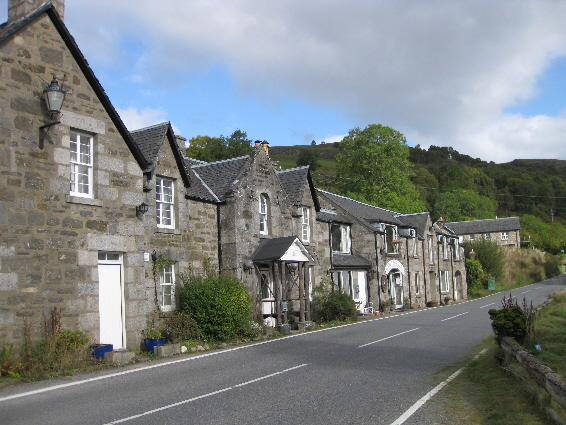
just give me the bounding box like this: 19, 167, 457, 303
336, 124, 425, 213
186, 130, 252, 162
297, 149, 320, 171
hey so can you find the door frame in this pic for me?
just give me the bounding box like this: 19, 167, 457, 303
97, 252, 125, 349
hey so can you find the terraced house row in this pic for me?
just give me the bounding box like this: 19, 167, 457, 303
0, 1, 467, 351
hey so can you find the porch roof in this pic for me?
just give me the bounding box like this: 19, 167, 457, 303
250, 236, 314, 262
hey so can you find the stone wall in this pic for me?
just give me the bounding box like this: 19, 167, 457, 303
0, 14, 151, 348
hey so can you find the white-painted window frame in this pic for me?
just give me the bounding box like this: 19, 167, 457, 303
70, 130, 93, 198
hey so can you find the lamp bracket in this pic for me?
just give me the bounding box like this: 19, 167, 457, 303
39, 121, 61, 149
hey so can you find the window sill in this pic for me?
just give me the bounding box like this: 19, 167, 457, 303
386, 253, 401, 257
155, 227, 182, 235
66, 195, 103, 207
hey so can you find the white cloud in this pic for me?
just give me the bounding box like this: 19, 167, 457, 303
117, 107, 168, 131
65, 0, 566, 162
319, 135, 345, 145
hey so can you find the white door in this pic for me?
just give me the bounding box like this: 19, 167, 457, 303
391, 272, 403, 308
98, 253, 124, 349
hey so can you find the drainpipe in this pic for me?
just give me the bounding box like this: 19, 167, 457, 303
422, 238, 428, 305
374, 232, 381, 311
216, 204, 222, 273
328, 222, 334, 291
406, 237, 411, 305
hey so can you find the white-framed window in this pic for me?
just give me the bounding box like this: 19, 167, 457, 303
385, 225, 398, 254
301, 207, 310, 242
156, 177, 174, 228
259, 194, 269, 235
453, 238, 460, 261
160, 264, 175, 311
70, 130, 93, 198
469, 234, 475, 241
440, 270, 450, 293
427, 236, 434, 264
501, 232, 509, 240
485, 233, 491, 240
331, 223, 351, 253
442, 236, 448, 259
414, 272, 420, 294
411, 236, 418, 257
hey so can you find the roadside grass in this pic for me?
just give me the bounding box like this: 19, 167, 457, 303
434, 338, 553, 425
470, 248, 562, 299
525, 291, 566, 377
435, 291, 566, 425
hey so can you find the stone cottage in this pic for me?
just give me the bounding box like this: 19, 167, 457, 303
0, 2, 155, 349
445, 217, 521, 248
316, 191, 466, 310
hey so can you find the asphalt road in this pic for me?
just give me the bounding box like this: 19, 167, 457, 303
1, 275, 564, 425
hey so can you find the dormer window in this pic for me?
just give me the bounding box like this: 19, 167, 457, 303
259, 194, 269, 235
331, 223, 351, 253
301, 207, 310, 242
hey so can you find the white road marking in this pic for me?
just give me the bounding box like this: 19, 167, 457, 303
358, 328, 419, 348
390, 349, 488, 425
479, 302, 496, 309
104, 364, 308, 424
441, 312, 468, 322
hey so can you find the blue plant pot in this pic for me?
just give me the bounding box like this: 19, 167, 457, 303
144, 338, 166, 353
91, 344, 113, 359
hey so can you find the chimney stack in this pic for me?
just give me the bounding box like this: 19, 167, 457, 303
174, 135, 187, 155
8, 0, 65, 23
261, 141, 269, 155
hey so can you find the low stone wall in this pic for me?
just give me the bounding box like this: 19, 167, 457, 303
500, 336, 566, 424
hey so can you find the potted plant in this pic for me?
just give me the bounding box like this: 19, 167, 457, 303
144, 326, 165, 354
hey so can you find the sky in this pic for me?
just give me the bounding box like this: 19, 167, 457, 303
2, 0, 566, 163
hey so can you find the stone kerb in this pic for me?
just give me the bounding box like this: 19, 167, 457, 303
500, 336, 566, 416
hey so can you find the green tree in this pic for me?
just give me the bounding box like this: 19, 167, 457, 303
336, 124, 425, 213
433, 191, 496, 222
297, 149, 320, 171
186, 130, 252, 162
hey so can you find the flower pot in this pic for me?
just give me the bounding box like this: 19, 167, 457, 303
91, 344, 113, 359
144, 338, 166, 354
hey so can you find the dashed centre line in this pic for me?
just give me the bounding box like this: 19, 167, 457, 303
104, 364, 308, 424
358, 328, 419, 348
441, 312, 468, 321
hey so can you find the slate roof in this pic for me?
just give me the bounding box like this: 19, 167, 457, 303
0, 3, 148, 169
332, 253, 372, 269
445, 217, 520, 235
190, 156, 249, 202
396, 212, 430, 239
250, 236, 306, 262
277, 166, 320, 211
277, 166, 308, 205
317, 190, 404, 228
316, 209, 352, 224
130, 123, 169, 168
129, 122, 191, 187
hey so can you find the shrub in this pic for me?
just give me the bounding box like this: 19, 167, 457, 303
465, 239, 504, 280
164, 312, 202, 342
542, 253, 560, 279
177, 273, 252, 341
465, 258, 485, 295
314, 291, 357, 323
489, 301, 527, 344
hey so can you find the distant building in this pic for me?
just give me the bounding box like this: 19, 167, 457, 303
445, 217, 521, 248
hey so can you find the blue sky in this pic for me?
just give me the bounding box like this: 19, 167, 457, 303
2, 0, 566, 163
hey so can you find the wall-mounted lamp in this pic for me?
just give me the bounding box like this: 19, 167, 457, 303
39, 77, 66, 149
243, 259, 254, 271
287, 262, 299, 275
151, 250, 158, 262
136, 202, 149, 217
